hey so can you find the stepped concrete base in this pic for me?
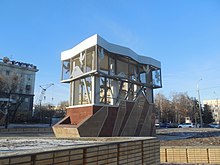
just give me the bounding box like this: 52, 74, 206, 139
53, 95, 156, 138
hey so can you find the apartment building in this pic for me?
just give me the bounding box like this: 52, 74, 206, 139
0, 57, 38, 122
203, 99, 220, 124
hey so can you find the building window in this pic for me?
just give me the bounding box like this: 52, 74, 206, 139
139, 65, 150, 84
62, 46, 96, 81
106, 78, 113, 104
127, 83, 134, 101
109, 56, 115, 76
6, 70, 10, 76
86, 46, 95, 72
129, 62, 138, 82
26, 85, 31, 94
62, 60, 70, 80
152, 68, 162, 87
26, 85, 31, 91
73, 77, 92, 105
71, 54, 81, 77
27, 75, 31, 81
99, 49, 109, 74
25, 98, 29, 102
120, 82, 129, 100
98, 77, 116, 105
140, 72, 147, 84
117, 58, 128, 78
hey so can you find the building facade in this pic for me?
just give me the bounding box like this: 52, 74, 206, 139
0, 57, 38, 123
203, 99, 220, 124
53, 34, 162, 137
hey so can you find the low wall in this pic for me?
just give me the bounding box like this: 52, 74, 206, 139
160, 146, 220, 164
0, 137, 159, 165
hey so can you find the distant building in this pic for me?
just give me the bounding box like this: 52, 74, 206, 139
203, 99, 220, 124
53, 34, 162, 137
0, 57, 38, 122
185, 117, 192, 123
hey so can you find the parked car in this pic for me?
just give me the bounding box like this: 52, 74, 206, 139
178, 123, 194, 128
159, 122, 168, 128
155, 123, 160, 128
207, 124, 219, 128
155, 122, 178, 128
166, 123, 178, 128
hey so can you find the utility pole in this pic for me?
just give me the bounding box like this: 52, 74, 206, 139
214, 91, 219, 128
197, 78, 203, 128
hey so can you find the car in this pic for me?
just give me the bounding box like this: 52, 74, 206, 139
207, 124, 219, 128
178, 123, 194, 128
166, 123, 178, 128
155, 122, 169, 128
155, 123, 160, 128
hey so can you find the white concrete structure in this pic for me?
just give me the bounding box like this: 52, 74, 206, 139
53, 35, 162, 137
61, 34, 162, 106
0, 57, 38, 122
61, 34, 161, 68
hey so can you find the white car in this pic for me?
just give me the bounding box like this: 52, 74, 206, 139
178, 123, 194, 128
155, 123, 160, 128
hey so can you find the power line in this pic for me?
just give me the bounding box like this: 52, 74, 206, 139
200, 85, 220, 91
186, 85, 220, 92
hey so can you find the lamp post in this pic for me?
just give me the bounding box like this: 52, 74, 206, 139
214, 91, 219, 128
197, 78, 203, 128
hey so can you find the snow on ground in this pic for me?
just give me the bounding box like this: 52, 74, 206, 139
1, 127, 220, 157
157, 127, 220, 146
0, 135, 133, 157
157, 127, 220, 140
0, 137, 104, 156
0, 138, 93, 151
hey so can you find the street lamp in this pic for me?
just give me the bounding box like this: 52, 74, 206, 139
214, 91, 219, 128
197, 78, 203, 128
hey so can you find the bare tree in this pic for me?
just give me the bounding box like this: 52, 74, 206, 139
155, 92, 196, 124
59, 101, 69, 110
0, 74, 23, 128
171, 92, 195, 123
155, 93, 174, 123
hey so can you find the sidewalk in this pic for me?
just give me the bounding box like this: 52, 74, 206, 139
0, 123, 51, 129
0, 124, 53, 137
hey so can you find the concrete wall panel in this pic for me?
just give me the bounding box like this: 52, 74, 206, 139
112, 101, 127, 136
99, 107, 118, 137
139, 104, 153, 136
78, 107, 107, 137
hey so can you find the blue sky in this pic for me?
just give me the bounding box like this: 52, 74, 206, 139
0, 0, 220, 105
